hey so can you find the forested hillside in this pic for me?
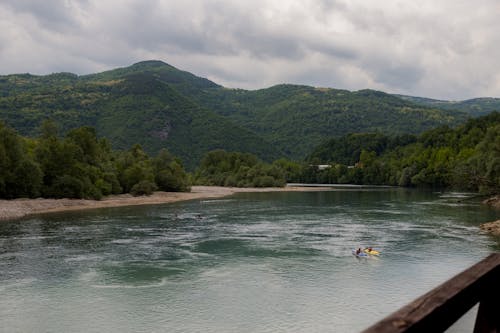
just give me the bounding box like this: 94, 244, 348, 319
187, 86, 468, 158
0, 62, 280, 169
0, 60, 495, 168
301, 112, 500, 194
396, 95, 500, 117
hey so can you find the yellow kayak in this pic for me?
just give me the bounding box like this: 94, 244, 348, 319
363, 249, 380, 255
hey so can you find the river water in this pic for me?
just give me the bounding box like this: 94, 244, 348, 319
0, 189, 499, 332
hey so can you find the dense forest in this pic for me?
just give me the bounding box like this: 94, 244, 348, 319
299, 112, 500, 194
397, 95, 500, 117
186, 85, 468, 159
0, 121, 190, 199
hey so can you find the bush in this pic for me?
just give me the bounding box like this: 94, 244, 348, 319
12, 159, 43, 198
130, 180, 158, 196
253, 176, 275, 187
44, 175, 84, 198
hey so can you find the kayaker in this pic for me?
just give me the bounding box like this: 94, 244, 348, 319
356, 248, 361, 255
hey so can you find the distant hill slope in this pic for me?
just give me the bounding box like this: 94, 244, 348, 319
395, 95, 500, 117
0, 60, 486, 166
187, 85, 468, 158
0, 62, 279, 169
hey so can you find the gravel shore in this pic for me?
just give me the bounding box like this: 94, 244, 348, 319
480, 220, 500, 236
483, 195, 500, 209
0, 185, 330, 221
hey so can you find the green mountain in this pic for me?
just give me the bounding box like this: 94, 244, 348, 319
0, 61, 279, 169
395, 95, 500, 117
0, 60, 486, 167
82, 60, 221, 92
187, 85, 468, 158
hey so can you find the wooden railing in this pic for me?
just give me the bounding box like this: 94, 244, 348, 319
361, 253, 500, 333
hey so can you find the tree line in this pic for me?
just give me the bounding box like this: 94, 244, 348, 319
0, 120, 287, 200
299, 112, 500, 194
0, 121, 189, 199
1, 112, 498, 200
193, 150, 286, 187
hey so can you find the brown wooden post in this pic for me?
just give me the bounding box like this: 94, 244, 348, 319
473, 269, 500, 333
474, 298, 500, 333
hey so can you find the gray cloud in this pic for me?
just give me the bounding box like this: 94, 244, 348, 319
2, 0, 88, 31
0, 0, 499, 100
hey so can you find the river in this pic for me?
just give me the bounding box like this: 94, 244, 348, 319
0, 189, 499, 332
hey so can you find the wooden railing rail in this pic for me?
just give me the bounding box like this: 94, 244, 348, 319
361, 253, 500, 333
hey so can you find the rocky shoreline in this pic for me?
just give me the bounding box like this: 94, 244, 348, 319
0, 185, 330, 221
480, 220, 500, 236
483, 195, 500, 209
479, 195, 500, 236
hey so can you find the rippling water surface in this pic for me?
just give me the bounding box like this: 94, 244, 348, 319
1, 189, 499, 332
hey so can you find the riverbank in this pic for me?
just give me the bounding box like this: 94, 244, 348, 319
483, 195, 500, 209
480, 220, 500, 236
0, 185, 331, 221
479, 195, 500, 236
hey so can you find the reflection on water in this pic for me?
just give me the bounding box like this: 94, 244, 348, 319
0, 189, 498, 332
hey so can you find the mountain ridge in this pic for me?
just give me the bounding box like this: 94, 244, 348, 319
395, 94, 500, 117
1, 60, 498, 167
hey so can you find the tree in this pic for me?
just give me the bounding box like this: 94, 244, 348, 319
11, 159, 43, 198
0, 122, 43, 198
115, 145, 144, 191
66, 126, 100, 165
39, 119, 59, 140
131, 180, 158, 196
153, 149, 190, 192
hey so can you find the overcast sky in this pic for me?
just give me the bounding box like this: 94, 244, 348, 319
1, 0, 499, 100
